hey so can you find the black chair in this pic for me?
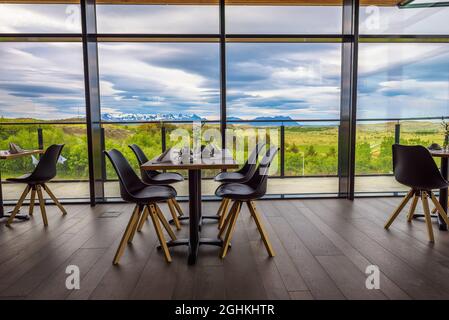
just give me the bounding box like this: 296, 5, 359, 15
6, 144, 66, 227
214, 142, 266, 225
384, 144, 449, 242
129, 144, 184, 229
105, 149, 178, 264
215, 146, 278, 258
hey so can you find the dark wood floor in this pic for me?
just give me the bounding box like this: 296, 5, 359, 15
2, 197, 449, 299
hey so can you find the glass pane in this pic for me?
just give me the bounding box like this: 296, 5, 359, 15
226, 43, 342, 120
359, 3, 449, 34
0, 124, 89, 200
358, 43, 449, 119
96, 4, 219, 34
0, 42, 86, 122
356, 43, 449, 194
0, 3, 81, 33
226, 4, 342, 34
98, 42, 220, 121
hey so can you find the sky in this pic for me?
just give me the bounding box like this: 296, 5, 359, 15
0, 3, 448, 121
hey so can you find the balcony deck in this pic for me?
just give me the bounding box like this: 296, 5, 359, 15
1, 196, 448, 299
1, 176, 407, 201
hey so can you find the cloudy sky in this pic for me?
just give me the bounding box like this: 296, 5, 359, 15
0, 3, 448, 121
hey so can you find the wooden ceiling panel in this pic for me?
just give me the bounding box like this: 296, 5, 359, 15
0, 0, 403, 6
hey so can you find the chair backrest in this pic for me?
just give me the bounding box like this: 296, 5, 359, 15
238, 142, 266, 178
392, 144, 445, 189
29, 144, 64, 182
247, 146, 279, 198
128, 144, 149, 165
104, 149, 145, 201
128, 144, 159, 180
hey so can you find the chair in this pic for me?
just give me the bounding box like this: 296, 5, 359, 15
384, 144, 449, 242
6, 144, 66, 227
105, 149, 178, 264
214, 142, 266, 228
128, 144, 184, 229
215, 146, 278, 258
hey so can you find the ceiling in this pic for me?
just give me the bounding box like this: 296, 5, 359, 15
0, 0, 403, 6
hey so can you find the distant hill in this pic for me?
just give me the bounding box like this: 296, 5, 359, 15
101, 112, 203, 122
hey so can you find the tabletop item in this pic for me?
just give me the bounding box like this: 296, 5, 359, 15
429, 143, 442, 151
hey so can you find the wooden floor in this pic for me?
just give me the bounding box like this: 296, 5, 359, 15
2, 197, 449, 300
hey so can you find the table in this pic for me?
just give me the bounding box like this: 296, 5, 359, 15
141, 151, 238, 264
428, 149, 449, 231
0, 149, 44, 220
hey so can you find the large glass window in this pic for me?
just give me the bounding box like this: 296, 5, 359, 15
0, 42, 88, 200
226, 4, 342, 34
355, 43, 449, 194
0, 3, 81, 33
96, 4, 219, 34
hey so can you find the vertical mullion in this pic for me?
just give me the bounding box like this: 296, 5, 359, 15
219, 0, 226, 149
338, 0, 359, 200
81, 0, 104, 205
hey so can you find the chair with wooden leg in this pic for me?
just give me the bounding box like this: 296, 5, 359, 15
215, 146, 278, 258
6, 144, 66, 227
384, 144, 449, 242
129, 144, 184, 229
213, 142, 266, 229
104, 149, 178, 264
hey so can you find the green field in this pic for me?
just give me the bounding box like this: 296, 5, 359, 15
0, 118, 445, 181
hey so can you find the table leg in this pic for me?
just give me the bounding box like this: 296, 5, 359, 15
439, 158, 449, 231
188, 169, 201, 265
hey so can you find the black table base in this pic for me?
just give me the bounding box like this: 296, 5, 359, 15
438, 157, 448, 231
164, 169, 225, 265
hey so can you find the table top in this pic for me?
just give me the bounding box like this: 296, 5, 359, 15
141, 149, 239, 171
429, 149, 449, 158
0, 149, 43, 160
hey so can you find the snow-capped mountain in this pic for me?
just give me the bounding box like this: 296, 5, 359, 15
101, 112, 203, 122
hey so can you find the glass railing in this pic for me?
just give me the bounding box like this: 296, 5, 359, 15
3, 117, 443, 200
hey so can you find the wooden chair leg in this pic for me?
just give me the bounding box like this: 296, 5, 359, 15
155, 203, 177, 241
171, 198, 184, 217
218, 200, 237, 239
6, 185, 31, 225
128, 205, 144, 243
42, 184, 67, 215
247, 201, 275, 257
218, 198, 231, 230
384, 189, 414, 229
148, 204, 172, 263
220, 201, 242, 259
137, 206, 150, 232
429, 191, 449, 226
421, 192, 435, 242
36, 185, 48, 226
167, 199, 181, 230
216, 199, 226, 216
113, 205, 140, 265
29, 187, 36, 216
407, 193, 420, 222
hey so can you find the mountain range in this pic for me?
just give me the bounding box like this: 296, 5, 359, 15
101, 113, 300, 126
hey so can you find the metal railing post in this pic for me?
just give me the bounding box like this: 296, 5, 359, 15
37, 127, 43, 159
395, 121, 401, 144
280, 124, 285, 177
161, 123, 166, 152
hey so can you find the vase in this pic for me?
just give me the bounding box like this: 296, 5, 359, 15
444, 134, 449, 151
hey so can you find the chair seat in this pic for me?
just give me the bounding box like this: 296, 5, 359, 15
128, 185, 177, 203
215, 183, 258, 201
409, 180, 449, 191
143, 172, 184, 185
214, 172, 246, 183
6, 173, 35, 183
